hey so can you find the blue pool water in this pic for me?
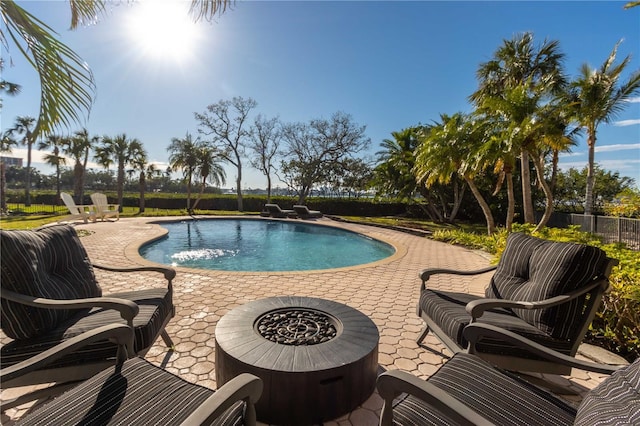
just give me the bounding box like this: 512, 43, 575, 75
139, 219, 395, 271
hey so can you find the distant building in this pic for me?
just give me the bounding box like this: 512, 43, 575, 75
0, 156, 23, 167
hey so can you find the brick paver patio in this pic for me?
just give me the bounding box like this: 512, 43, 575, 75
2, 216, 615, 425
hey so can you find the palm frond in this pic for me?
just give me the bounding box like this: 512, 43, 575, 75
189, 0, 234, 22
1, 1, 95, 135
68, 0, 107, 28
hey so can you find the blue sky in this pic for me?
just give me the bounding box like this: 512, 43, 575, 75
2, 0, 640, 189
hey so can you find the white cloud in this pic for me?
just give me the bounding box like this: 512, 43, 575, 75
596, 159, 640, 170
625, 97, 640, 103
595, 143, 640, 153
557, 158, 640, 171
613, 119, 640, 127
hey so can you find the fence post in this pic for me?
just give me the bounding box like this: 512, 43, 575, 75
618, 216, 622, 244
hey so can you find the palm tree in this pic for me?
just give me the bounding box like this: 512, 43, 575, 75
168, 133, 199, 213
95, 134, 145, 212
5, 116, 36, 206
38, 134, 68, 205
64, 128, 97, 202
568, 41, 640, 216
0, 129, 19, 213
470, 32, 566, 224
191, 145, 226, 212
0, 58, 21, 108
0, 1, 232, 135
128, 147, 151, 213
414, 113, 496, 235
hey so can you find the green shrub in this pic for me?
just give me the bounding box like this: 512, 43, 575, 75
432, 225, 640, 361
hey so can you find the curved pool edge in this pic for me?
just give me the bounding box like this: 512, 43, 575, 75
125, 215, 408, 275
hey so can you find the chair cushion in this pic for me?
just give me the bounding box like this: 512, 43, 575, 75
419, 289, 573, 357
1, 288, 172, 369
575, 357, 640, 425
392, 353, 577, 426
486, 232, 609, 340
15, 357, 246, 426
1, 225, 102, 340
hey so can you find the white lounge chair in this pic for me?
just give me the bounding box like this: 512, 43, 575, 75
60, 192, 95, 223
90, 192, 120, 221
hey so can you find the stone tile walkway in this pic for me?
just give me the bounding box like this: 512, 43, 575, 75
2, 216, 616, 425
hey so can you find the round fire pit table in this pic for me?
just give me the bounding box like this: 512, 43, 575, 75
215, 296, 379, 425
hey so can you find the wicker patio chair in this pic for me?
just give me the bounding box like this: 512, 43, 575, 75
378, 324, 636, 426
1, 225, 176, 409
416, 232, 618, 374
2, 323, 263, 426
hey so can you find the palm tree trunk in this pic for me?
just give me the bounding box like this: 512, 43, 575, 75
139, 172, 145, 213
585, 131, 596, 216
25, 141, 32, 207
55, 164, 61, 205
0, 162, 6, 213
192, 177, 206, 211
73, 161, 83, 201
117, 164, 125, 213
449, 181, 465, 222
506, 172, 515, 232
520, 150, 534, 224
531, 153, 554, 232
80, 148, 89, 203
186, 171, 192, 213
464, 176, 495, 235
550, 149, 559, 196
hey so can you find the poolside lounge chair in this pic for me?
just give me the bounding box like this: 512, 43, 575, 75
264, 203, 297, 218
90, 192, 120, 221
60, 192, 95, 223
293, 204, 323, 219
2, 323, 263, 425
378, 325, 637, 426
416, 232, 618, 374
1, 225, 176, 409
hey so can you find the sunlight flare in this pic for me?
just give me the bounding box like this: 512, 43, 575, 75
126, 1, 201, 62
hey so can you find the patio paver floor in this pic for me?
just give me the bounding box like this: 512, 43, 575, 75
1, 216, 618, 425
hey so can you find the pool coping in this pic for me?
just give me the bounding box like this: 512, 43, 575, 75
125, 216, 408, 276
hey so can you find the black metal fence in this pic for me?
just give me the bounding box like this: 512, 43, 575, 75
546, 212, 640, 250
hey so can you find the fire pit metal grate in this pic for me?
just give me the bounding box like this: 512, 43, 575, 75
255, 308, 338, 345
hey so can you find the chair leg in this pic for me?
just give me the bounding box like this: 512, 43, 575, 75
416, 324, 430, 344
161, 330, 175, 349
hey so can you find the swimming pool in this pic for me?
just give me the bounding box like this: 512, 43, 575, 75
139, 219, 396, 272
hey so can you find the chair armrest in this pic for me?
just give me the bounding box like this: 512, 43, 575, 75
463, 323, 624, 374
0, 288, 139, 323
180, 373, 263, 426
92, 264, 176, 284
377, 370, 493, 426
465, 279, 603, 320
0, 324, 132, 383
419, 265, 496, 291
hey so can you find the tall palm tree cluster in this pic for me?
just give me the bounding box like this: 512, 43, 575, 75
377, 33, 640, 235
0, 126, 153, 213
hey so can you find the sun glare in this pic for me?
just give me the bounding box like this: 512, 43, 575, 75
126, 1, 201, 62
